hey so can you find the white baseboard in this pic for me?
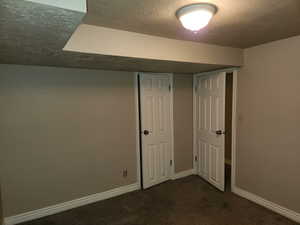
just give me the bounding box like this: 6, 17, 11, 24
232, 185, 300, 223
4, 183, 140, 225
172, 168, 196, 180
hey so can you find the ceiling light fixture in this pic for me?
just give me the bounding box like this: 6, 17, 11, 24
176, 3, 217, 32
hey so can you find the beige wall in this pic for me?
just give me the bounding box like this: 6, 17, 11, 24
0, 65, 195, 218
64, 24, 243, 67
236, 35, 300, 213
173, 74, 194, 173
0, 65, 137, 217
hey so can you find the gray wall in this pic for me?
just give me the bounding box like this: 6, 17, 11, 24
0, 65, 194, 217
173, 74, 194, 173
236, 35, 300, 213
0, 65, 137, 217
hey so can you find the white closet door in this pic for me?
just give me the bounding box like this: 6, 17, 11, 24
140, 73, 173, 189
195, 72, 226, 191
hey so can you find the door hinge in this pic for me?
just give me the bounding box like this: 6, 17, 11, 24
195, 155, 198, 161
170, 159, 173, 166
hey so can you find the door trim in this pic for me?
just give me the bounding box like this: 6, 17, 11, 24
170, 74, 175, 178
231, 69, 238, 190
134, 73, 142, 189
193, 68, 238, 191
192, 74, 197, 171
135, 72, 175, 188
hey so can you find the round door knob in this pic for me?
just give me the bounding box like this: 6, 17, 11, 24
215, 130, 225, 135
143, 130, 150, 135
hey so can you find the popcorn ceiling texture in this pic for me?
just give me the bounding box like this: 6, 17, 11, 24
0, 0, 230, 73
84, 0, 300, 48
2, 0, 299, 72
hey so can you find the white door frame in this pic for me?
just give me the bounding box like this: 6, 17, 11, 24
134, 72, 175, 188
193, 68, 238, 191
134, 74, 142, 189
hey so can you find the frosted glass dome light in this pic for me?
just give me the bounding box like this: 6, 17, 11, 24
176, 3, 217, 32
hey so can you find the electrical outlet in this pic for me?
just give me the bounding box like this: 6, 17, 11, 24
123, 169, 128, 178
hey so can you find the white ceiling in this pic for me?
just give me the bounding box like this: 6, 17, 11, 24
25, 0, 87, 12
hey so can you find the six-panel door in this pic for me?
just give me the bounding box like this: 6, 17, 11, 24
195, 72, 226, 191
140, 73, 172, 189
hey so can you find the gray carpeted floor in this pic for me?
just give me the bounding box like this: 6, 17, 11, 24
20, 175, 297, 225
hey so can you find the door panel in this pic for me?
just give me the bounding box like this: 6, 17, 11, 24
195, 72, 225, 191
140, 73, 173, 189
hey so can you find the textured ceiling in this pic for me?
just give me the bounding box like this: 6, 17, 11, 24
2, 0, 299, 72
84, 0, 300, 48
0, 0, 228, 73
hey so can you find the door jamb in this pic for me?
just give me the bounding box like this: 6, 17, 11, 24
231, 70, 238, 190
192, 74, 197, 172
170, 74, 175, 178
193, 68, 238, 191
134, 73, 142, 189
135, 72, 175, 188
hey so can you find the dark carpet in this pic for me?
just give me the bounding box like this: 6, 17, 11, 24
20, 175, 297, 225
